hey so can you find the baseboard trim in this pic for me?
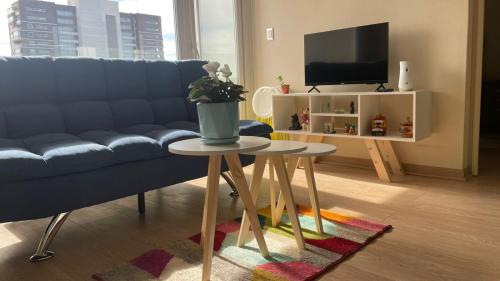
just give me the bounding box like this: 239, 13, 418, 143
319, 155, 469, 182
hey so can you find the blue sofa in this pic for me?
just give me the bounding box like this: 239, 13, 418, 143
0, 57, 272, 261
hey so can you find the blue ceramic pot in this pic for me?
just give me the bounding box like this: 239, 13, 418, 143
197, 102, 240, 145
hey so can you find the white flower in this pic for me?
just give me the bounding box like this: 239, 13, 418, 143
202, 61, 220, 78
219, 64, 232, 81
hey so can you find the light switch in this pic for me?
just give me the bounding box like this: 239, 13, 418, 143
266, 28, 274, 41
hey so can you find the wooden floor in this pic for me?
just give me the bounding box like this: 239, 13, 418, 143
1, 148, 500, 281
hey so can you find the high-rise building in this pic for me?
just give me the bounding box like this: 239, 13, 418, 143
134, 13, 164, 60
119, 13, 137, 59
55, 4, 78, 56
7, 0, 163, 60
68, 0, 122, 58
8, 0, 78, 56
120, 13, 164, 60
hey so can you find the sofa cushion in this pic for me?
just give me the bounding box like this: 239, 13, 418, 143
152, 98, 190, 124
144, 129, 200, 154
146, 60, 183, 98
104, 60, 148, 99
239, 120, 274, 136
23, 133, 114, 177
55, 57, 107, 102
4, 104, 66, 138
0, 138, 48, 182
164, 120, 273, 137
176, 60, 208, 122
111, 99, 154, 129
119, 124, 199, 155
0, 56, 56, 106
79, 130, 163, 163
62, 101, 115, 134
164, 121, 200, 132
0, 110, 6, 138
120, 124, 165, 135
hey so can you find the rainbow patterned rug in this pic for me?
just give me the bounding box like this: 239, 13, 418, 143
93, 206, 391, 281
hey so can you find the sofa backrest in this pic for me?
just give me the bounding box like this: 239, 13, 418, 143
0, 57, 206, 139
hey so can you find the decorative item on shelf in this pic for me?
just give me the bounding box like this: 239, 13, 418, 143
188, 61, 246, 145
324, 122, 336, 134
301, 107, 310, 131
344, 123, 356, 135
289, 114, 302, 130
320, 102, 331, 113
399, 116, 414, 138
398, 61, 413, 91
350, 101, 355, 114
277, 75, 290, 94
371, 114, 387, 136
333, 108, 346, 114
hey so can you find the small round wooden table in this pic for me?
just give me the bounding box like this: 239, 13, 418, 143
238, 140, 308, 249
273, 143, 337, 235
168, 136, 271, 281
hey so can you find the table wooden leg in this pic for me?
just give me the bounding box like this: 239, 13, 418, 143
365, 139, 392, 182
237, 155, 267, 247
303, 156, 324, 234
201, 155, 222, 281
312, 136, 325, 163
271, 155, 305, 249
224, 154, 270, 258
378, 140, 405, 176
297, 135, 309, 169
274, 156, 298, 227
269, 160, 277, 227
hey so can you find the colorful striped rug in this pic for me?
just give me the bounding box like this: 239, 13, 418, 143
93, 206, 391, 281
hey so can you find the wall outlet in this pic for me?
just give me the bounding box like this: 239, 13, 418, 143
266, 28, 274, 41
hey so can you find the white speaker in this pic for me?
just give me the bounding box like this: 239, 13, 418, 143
398, 61, 413, 91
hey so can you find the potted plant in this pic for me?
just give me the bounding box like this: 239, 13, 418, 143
277, 75, 290, 94
188, 61, 246, 145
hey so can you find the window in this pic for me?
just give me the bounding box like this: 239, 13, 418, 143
120, 17, 131, 24
57, 18, 74, 25
0, 0, 176, 60
58, 26, 76, 32
121, 31, 134, 38
196, 0, 239, 82
26, 16, 47, 22
56, 10, 74, 17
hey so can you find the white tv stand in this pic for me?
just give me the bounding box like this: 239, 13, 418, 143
272, 90, 432, 182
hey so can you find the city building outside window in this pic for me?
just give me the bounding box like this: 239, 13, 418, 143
0, 0, 177, 60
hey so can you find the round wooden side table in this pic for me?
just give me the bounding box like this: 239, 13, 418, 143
168, 136, 271, 281
238, 140, 308, 249
273, 142, 337, 235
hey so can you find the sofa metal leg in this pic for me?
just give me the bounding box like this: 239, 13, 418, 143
221, 171, 239, 198
29, 212, 71, 262
138, 192, 145, 214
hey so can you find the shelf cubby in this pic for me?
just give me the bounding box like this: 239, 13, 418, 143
310, 94, 359, 115
272, 94, 311, 132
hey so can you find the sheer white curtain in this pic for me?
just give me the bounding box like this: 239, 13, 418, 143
173, 0, 198, 60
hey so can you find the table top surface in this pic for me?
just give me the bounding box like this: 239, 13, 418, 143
168, 136, 271, 156
289, 142, 337, 157
242, 140, 307, 156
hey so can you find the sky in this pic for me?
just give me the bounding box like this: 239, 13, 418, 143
0, 0, 176, 59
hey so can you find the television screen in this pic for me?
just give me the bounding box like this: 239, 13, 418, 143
304, 22, 388, 86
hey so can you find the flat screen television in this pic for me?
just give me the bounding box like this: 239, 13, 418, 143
304, 22, 389, 89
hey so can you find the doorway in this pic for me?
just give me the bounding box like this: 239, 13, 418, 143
478, 0, 500, 175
